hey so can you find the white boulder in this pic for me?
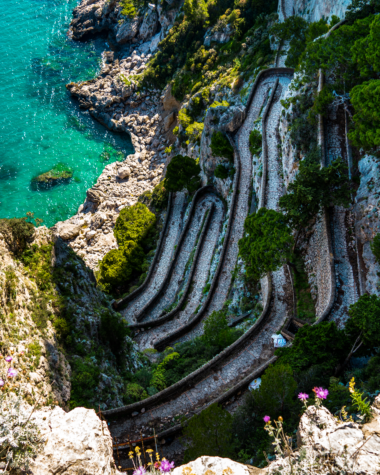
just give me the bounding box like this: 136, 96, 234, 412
117, 166, 131, 179
30, 406, 119, 475
172, 456, 264, 475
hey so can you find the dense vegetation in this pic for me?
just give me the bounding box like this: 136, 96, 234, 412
271, 3, 380, 155
164, 154, 201, 193
98, 183, 168, 296
184, 308, 380, 467
123, 309, 243, 402
0, 216, 143, 410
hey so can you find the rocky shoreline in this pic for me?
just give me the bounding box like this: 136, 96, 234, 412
54, 1, 183, 270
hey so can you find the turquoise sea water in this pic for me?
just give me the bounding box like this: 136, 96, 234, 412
0, 0, 133, 227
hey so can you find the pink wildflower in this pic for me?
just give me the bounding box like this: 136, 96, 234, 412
314, 387, 329, 399
160, 459, 175, 472
7, 368, 17, 378
0, 379, 4, 387
5, 356, 12, 363
263, 415, 270, 423
133, 467, 146, 475
298, 393, 309, 401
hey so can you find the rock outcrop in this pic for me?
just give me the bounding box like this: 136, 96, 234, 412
0, 227, 71, 408
30, 405, 120, 475
266, 396, 380, 474
354, 155, 380, 296
172, 457, 264, 475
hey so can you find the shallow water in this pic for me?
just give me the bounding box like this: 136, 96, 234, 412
0, 0, 133, 227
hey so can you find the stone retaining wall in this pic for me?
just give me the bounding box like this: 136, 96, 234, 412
133, 185, 216, 322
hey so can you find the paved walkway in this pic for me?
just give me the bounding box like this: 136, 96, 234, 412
325, 105, 360, 326
122, 192, 186, 323
108, 70, 294, 441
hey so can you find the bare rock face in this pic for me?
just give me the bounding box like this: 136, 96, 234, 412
267, 397, 380, 475
354, 155, 380, 296
139, 5, 159, 41
117, 165, 131, 179
116, 16, 141, 44
219, 105, 246, 133
292, 0, 351, 22
30, 406, 120, 475
162, 84, 181, 112
53, 222, 81, 241
172, 456, 264, 475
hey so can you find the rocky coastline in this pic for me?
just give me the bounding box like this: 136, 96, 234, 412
54, 0, 183, 270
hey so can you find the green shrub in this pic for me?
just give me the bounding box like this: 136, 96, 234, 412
249, 129, 262, 155
214, 164, 229, 179
165, 155, 201, 193
27, 342, 42, 368
70, 359, 101, 409
178, 108, 193, 128
151, 181, 169, 211
123, 383, 148, 405
150, 351, 180, 391
0, 218, 35, 256
363, 355, 380, 393
248, 364, 297, 419
210, 132, 234, 161
98, 242, 145, 293
183, 404, 235, 462
203, 309, 239, 349
186, 122, 204, 141
114, 203, 156, 247
370, 233, 380, 263
276, 322, 350, 374
238, 208, 294, 280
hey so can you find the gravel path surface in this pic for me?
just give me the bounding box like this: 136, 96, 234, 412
134, 194, 221, 326
325, 106, 360, 326
122, 192, 186, 323
135, 195, 224, 350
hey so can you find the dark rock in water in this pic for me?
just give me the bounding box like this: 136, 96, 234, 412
32, 163, 73, 190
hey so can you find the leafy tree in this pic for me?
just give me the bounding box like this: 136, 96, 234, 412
210, 132, 234, 161
270, 16, 328, 69
249, 129, 262, 155
184, 0, 209, 25
349, 80, 380, 152
165, 155, 201, 193
370, 233, 380, 263
151, 181, 169, 210
183, 403, 235, 462
279, 156, 351, 232
275, 322, 350, 374
238, 208, 294, 280
249, 364, 297, 418
343, 294, 380, 366
351, 14, 380, 76
114, 203, 156, 247
202, 309, 240, 349
345, 0, 380, 23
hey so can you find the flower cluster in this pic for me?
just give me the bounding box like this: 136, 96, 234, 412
0, 353, 19, 390
129, 446, 175, 475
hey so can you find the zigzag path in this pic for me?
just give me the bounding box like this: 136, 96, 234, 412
105, 69, 294, 448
